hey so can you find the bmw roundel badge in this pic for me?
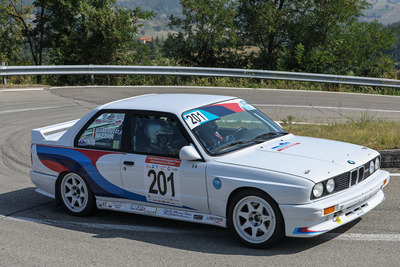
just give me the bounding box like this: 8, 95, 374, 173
347, 160, 355, 164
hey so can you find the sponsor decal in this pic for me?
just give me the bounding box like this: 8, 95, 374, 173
95, 141, 112, 147
107, 114, 115, 124
78, 139, 87, 146
130, 204, 157, 215
206, 216, 223, 224
101, 202, 125, 210
356, 210, 365, 216
239, 100, 255, 111
293, 227, 329, 234
145, 156, 181, 167
334, 217, 342, 224
113, 141, 119, 149
213, 178, 222, 190
101, 114, 108, 123
163, 209, 192, 219
193, 215, 203, 221
88, 138, 96, 146
272, 142, 300, 151
183, 99, 247, 129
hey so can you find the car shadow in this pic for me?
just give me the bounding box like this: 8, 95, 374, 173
0, 187, 362, 256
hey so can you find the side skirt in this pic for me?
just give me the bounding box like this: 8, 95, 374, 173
95, 198, 227, 228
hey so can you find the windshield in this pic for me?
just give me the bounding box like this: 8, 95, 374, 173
182, 99, 287, 155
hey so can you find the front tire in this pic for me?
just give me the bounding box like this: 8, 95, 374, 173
228, 189, 284, 248
59, 173, 96, 216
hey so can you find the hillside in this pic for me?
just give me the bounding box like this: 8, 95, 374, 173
363, 0, 400, 25
117, 0, 182, 38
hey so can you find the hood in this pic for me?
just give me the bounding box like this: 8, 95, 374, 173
213, 134, 379, 183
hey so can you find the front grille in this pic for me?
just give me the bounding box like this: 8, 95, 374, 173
333, 156, 378, 194
311, 155, 380, 200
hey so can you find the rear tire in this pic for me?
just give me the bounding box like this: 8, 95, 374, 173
59, 173, 96, 216
228, 189, 284, 248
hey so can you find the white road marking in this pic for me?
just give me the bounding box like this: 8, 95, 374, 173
254, 104, 400, 114
0, 106, 66, 114
1, 215, 399, 241
0, 88, 45, 92
321, 233, 400, 241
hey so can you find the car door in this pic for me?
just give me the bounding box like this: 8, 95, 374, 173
120, 113, 210, 214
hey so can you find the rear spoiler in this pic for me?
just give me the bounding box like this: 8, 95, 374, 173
31, 119, 80, 143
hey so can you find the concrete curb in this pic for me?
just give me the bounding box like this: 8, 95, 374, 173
379, 149, 400, 173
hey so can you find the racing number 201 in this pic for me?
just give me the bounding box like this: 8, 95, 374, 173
148, 170, 175, 197
185, 111, 207, 126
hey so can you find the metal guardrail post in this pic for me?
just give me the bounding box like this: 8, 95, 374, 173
89, 64, 94, 85
2, 62, 6, 85
175, 76, 179, 85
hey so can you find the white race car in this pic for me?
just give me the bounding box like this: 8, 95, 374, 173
30, 94, 390, 248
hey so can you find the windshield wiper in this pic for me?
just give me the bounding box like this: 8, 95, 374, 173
252, 132, 287, 141
211, 132, 288, 155
211, 139, 263, 154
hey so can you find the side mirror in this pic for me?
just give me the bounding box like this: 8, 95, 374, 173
179, 145, 202, 161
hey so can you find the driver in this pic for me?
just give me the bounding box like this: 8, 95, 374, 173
144, 121, 175, 155
196, 119, 233, 150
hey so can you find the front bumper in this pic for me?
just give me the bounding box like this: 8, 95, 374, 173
280, 169, 390, 238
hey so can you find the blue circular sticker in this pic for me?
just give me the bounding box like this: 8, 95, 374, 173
213, 178, 222, 190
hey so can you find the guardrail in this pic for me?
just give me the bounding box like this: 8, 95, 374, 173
1, 64, 400, 88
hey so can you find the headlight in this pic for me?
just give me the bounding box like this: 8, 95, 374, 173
313, 183, 324, 198
375, 157, 380, 170
326, 178, 335, 193
369, 160, 375, 174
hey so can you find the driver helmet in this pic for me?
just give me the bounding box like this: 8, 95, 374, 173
198, 119, 218, 135
145, 121, 173, 145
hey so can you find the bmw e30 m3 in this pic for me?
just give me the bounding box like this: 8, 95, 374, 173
30, 93, 390, 248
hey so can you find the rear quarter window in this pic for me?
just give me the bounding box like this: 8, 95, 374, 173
76, 113, 125, 150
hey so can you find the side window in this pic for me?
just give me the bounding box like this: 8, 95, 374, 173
132, 114, 189, 157
77, 113, 125, 150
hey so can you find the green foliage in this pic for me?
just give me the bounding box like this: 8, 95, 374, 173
162, 0, 245, 68
0, 0, 32, 64
235, 0, 397, 77
34, 0, 156, 85
384, 21, 400, 70
162, 0, 396, 78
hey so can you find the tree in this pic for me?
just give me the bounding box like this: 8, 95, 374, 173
0, 0, 46, 67
163, 0, 244, 68
235, 0, 397, 77
0, 0, 24, 64
41, 0, 155, 66
0, 0, 33, 64
384, 21, 400, 70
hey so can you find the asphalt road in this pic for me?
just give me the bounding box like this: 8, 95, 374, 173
1, 86, 399, 266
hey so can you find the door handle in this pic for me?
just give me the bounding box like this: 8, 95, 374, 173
123, 161, 135, 166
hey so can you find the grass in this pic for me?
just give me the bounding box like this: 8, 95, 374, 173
282, 120, 400, 150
